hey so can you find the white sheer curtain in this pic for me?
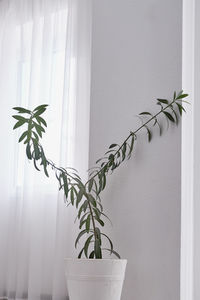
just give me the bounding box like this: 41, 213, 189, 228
0, 0, 91, 299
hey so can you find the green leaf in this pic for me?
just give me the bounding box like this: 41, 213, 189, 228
33, 158, 40, 171
33, 107, 47, 117
78, 248, 84, 259
89, 251, 95, 259
176, 93, 188, 100
13, 107, 31, 114
96, 158, 104, 164
61, 173, 69, 200
43, 161, 49, 177
33, 141, 40, 160
157, 99, 169, 104
34, 124, 43, 138
84, 235, 93, 258
156, 121, 162, 136
33, 104, 48, 112
173, 91, 177, 100
94, 216, 104, 227
32, 131, 39, 142
13, 120, 26, 130
102, 172, 106, 190
145, 126, 152, 142
26, 143, 32, 160
93, 208, 101, 219
87, 194, 96, 208
163, 111, 175, 122
121, 142, 127, 161
108, 154, 114, 161
101, 233, 113, 253
109, 143, 118, 149
128, 135, 135, 158
18, 131, 28, 143
12, 115, 28, 122
78, 200, 88, 219
85, 215, 91, 233
76, 189, 84, 208
139, 112, 152, 116
35, 116, 47, 127
88, 179, 93, 192
172, 109, 178, 125
102, 248, 121, 259
75, 229, 87, 248
70, 188, 75, 205
79, 212, 89, 226
176, 102, 185, 116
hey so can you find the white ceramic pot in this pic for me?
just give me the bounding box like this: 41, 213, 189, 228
65, 258, 127, 300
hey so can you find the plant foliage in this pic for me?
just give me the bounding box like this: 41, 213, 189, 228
12, 91, 188, 259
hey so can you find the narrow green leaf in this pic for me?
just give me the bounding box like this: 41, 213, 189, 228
163, 111, 175, 122
33, 141, 40, 160
94, 216, 104, 227
128, 135, 135, 158
89, 251, 95, 259
33, 104, 48, 112
43, 161, 49, 177
139, 112, 152, 116
78, 248, 84, 259
76, 189, 84, 208
108, 154, 114, 161
88, 179, 93, 192
13, 120, 25, 130
87, 194, 97, 208
101, 233, 113, 253
70, 188, 75, 205
32, 131, 39, 142
176, 102, 185, 116
173, 91, 177, 100
109, 143, 118, 149
18, 131, 28, 143
102, 172, 106, 190
35, 116, 47, 127
121, 142, 127, 161
157, 99, 169, 104
33, 107, 46, 117
156, 121, 162, 136
78, 200, 88, 219
84, 235, 93, 258
145, 126, 152, 142
26, 143, 32, 160
12, 115, 28, 122
33, 159, 40, 171
13, 107, 31, 114
102, 248, 121, 259
75, 229, 87, 248
176, 93, 188, 100
85, 215, 91, 233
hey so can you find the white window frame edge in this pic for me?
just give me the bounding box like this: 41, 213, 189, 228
181, 0, 195, 299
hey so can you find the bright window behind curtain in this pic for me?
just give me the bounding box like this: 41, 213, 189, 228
0, 0, 92, 299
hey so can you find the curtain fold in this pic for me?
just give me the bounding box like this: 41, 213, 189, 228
0, 0, 92, 299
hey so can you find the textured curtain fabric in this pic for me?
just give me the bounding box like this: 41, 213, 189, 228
0, 0, 91, 299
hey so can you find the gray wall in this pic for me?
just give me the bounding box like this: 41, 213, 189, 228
89, 1, 182, 300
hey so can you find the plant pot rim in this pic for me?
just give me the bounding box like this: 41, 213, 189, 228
64, 258, 127, 262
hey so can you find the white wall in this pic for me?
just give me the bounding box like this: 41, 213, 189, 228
89, 1, 182, 300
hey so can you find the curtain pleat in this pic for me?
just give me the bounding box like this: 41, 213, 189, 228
0, 0, 92, 299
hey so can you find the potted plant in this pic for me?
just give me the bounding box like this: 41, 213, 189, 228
12, 91, 188, 300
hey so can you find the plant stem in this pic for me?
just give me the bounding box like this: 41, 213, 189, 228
86, 98, 176, 185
